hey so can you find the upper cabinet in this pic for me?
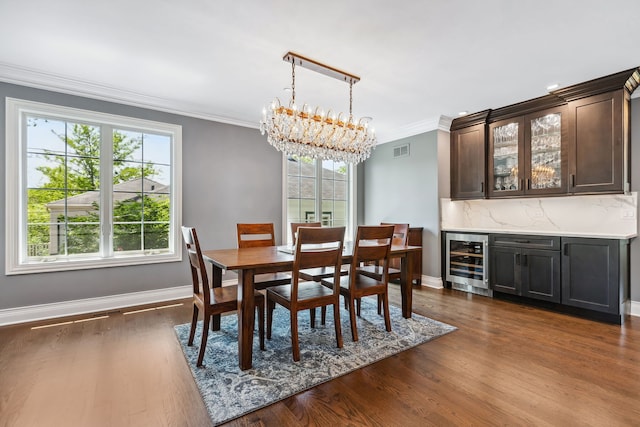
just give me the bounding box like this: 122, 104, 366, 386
488, 104, 567, 198
566, 90, 626, 193
450, 67, 640, 200
450, 111, 489, 200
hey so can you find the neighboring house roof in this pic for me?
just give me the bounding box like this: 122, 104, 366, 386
46, 178, 169, 211
286, 157, 347, 200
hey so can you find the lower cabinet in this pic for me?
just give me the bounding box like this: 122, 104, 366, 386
561, 237, 625, 315
490, 235, 561, 303
488, 234, 628, 323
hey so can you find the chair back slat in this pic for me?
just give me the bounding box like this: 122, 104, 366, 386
292, 226, 345, 298
381, 222, 410, 246
181, 226, 210, 304
237, 223, 277, 248
351, 225, 395, 274
290, 221, 322, 245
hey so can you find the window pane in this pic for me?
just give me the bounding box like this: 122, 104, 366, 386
114, 223, 142, 252
144, 223, 170, 250
65, 222, 100, 255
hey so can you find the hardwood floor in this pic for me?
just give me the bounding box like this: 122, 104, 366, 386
1, 286, 639, 426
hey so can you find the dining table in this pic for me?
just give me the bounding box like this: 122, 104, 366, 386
203, 243, 422, 370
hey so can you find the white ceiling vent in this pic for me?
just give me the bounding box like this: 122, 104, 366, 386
393, 143, 410, 158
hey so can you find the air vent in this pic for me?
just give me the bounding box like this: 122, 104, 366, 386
393, 143, 410, 158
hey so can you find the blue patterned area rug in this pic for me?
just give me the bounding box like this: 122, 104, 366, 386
174, 298, 456, 426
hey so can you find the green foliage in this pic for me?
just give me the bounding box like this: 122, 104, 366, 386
27, 122, 169, 256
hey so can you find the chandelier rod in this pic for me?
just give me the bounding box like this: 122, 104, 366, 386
282, 52, 360, 85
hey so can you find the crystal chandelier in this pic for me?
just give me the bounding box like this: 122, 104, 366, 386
260, 52, 377, 164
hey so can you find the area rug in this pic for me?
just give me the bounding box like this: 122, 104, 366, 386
174, 298, 456, 426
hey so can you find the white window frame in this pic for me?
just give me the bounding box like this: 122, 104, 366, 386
5, 98, 182, 275
281, 155, 357, 244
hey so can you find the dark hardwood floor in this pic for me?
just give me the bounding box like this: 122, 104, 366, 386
1, 286, 639, 426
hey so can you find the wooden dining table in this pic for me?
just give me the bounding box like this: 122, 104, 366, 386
203, 243, 421, 370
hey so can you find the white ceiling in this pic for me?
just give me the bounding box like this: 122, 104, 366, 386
1, 0, 639, 143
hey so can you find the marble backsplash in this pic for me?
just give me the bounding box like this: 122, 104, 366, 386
441, 193, 638, 239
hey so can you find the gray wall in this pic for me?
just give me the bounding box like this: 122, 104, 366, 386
630, 97, 640, 301
363, 131, 442, 279
0, 82, 283, 310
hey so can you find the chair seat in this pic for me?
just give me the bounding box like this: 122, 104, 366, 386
300, 266, 349, 282
195, 285, 265, 312
267, 281, 336, 302
253, 272, 292, 290
322, 273, 385, 297
357, 265, 401, 281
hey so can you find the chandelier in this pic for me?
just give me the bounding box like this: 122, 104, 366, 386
260, 52, 377, 164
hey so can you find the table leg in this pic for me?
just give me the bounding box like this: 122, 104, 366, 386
237, 269, 255, 370
211, 266, 223, 331
400, 252, 414, 318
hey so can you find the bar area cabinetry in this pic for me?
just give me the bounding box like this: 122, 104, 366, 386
449, 67, 639, 200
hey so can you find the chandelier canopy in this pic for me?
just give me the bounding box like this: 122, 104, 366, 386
260, 52, 376, 164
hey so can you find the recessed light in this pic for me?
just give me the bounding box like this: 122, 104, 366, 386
458, 111, 468, 116
546, 83, 559, 91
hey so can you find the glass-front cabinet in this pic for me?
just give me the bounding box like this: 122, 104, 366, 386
489, 106, 566, 197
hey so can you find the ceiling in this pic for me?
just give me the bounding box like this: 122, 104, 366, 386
1, 0, 639, 144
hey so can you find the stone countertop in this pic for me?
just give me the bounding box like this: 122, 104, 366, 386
441, 227, 636, 240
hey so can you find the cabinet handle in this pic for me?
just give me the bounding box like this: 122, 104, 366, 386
514, 240, 530, 244
570, 174, 575, 188
522, 254, 528, 266
520, 179, 524, 190
515, 253, 520, 265
563, 244, 569, 256
526, 178, 530, 190
481, 182, 484, 192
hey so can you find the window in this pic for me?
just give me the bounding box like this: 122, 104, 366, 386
5, 98, 182, 274
284, 156, 354, 243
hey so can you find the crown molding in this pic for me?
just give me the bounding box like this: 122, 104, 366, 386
0, 62, 259, 129
378, 115, 453, 145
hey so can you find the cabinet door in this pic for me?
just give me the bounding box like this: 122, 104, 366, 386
567, 90, 624, 193
521, 249, 561, 303
490, 246, 520, 294
451, 124, 486, 199
523, 106, 567, 196
561, 238, 619, 314
488, 117, 525, 197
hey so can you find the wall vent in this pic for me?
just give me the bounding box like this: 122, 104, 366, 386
393, 143, 410, 158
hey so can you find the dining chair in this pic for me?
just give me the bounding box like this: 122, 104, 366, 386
266, 226, 345, 361
291, 221, 349, 282
237, 223, 291, 289
321, 224, 395, 342
357, 223, 409, 315
182, 226, 265, 367
358, 222, 409, 282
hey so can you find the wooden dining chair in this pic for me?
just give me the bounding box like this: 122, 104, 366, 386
358, 222, 409, 282
266, 226, 345, 361
290, 221, 348, 282
237, 223, 291, 290
182, 226, 265, 367
321, 225, 395, 342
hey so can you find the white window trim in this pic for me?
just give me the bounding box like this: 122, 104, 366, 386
5, 97, 183, 275
281, 154, 357, 243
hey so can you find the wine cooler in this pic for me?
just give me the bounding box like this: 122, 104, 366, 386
445, 233, 490, 296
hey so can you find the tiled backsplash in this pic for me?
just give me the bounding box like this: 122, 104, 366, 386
441, 193, 638, 239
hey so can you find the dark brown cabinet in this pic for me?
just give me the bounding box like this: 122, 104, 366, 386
561, 237, 626, 316
450, 67, 639, 200
489, 234, 561, 303
408, 227, 423, 285
566, 90, 627, 194
450, 111, 489, 200
488, 105, 568, 198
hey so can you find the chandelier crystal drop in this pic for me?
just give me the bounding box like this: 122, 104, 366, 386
260, 52, 377, 164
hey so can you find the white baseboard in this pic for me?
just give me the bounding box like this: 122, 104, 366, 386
630, 300, 640, 317
421, 275, 444, 289
0, 285, 192, 326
